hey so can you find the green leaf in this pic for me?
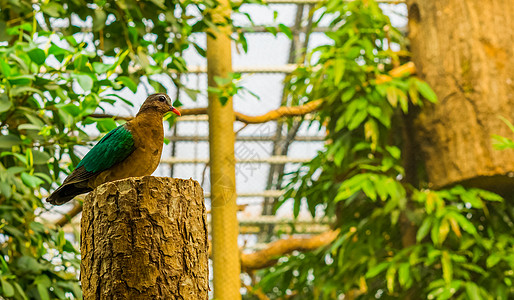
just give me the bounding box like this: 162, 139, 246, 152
193, 43, 206, 57
8, 75, 35, 85
18, 123, 41, 131
333, 58, 345, 86
386, 265, 397, 293
34, 172, 52, 184
408, 78, 419, 105
71, 73, 94, 92
341, 87, 355, 103
366, 262, 389, 278
278, 24, 293, 39
439, 218, 450, 244
486, 253, 501, 268
28, 48, 46, 65
465, 282, 482, 300
16, 256, 45, 274
21, 172, 44, 188
13, 282, 28, 300
0, 60, 11, 77
461, 191, 483, 208
492, 134, 514, 150
56, 103, 81, 117
149, 0, 166, 9
218, 96, 229, 106
0, 135, 22, 148
92, 62, 112, 74
32, 150, 51, 164
398, 89, 408, 113
441, 251, 452, 284
293, 193, 300, 218
74, 54, 88, 71
1, 278, 15, 297
41, 2, 64, 17
103, 93, 134, 107
184, 88, 200, 101
52, 286, 67, 300
450, 212, 477, 235
398, 263, 410, 287
431, 218, 440, 245
10, 86, 44, 97
476, 189, 503, 202
95, 118, 117, 133
0, 182, 12, 199
117, 76, 138, 93
416, 217, 432, 242
37, 283, 50, 300
386, 146, 401, 160
0, 96, 12, 113
438, 280, 462, 300
347, 109, 367, 130
415, 79, 438, 103
361, 179, 377, 201
6, 166, 25, 175
265, 26, 278, 36
386, 86, 398, 107
498, 115, 514, 133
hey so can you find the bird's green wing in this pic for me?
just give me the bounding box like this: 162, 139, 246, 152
76, 124, 135, 174
47, 124, 135, 205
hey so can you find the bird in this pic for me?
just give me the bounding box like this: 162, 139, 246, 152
47, 93, 181, 205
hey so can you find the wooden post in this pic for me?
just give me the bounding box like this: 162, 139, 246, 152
206, 0, 242, 298
81, 176, 208, 299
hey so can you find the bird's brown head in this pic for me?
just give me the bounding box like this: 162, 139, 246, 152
137, 93, 181, 117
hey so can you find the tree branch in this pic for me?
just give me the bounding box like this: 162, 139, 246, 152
242, 283, 270, 300
237, 100, 322, 124
240, 229, 340, 271
89, 100, 322, 124
54, 201, 83, 227
376, 61, 416, 83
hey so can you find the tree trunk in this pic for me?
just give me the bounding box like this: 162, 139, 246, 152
206, 0, 242, 298
407, 0, 514, 193
81, 176, 208, 300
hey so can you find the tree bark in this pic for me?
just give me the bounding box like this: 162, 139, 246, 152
407, 0, 514, 193
81, 176, 208, 300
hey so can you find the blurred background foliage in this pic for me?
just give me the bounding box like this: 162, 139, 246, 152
0, 0, 512, 299
256, 1, 514, 299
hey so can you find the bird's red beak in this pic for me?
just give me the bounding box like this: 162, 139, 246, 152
170, 107, 181, 116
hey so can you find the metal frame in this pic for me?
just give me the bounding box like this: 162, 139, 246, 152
160, 156, 312, 164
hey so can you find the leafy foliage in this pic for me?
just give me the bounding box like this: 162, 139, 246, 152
207, 73, 260, 106
492, 116, 514, 150
0, 0, 237, 298
255, 1, 514, 299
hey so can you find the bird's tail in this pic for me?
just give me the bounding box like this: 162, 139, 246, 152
46, 183, 92, 205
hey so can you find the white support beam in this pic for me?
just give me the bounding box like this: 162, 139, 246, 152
184, 64, 298, 74
204, 190, 284, 198
167, 135, 325, 142
160, 155, 311, 164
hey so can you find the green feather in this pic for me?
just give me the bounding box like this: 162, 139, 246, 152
77, 124, 135, 173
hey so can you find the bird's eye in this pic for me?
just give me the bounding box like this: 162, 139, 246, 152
159, 96, 166, 102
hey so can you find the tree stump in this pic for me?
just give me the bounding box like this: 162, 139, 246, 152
80, 176, 208, 299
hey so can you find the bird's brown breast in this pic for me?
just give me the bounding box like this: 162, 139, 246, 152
88, 112, 164, 189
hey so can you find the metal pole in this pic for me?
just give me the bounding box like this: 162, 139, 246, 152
206, 0, 241, 298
